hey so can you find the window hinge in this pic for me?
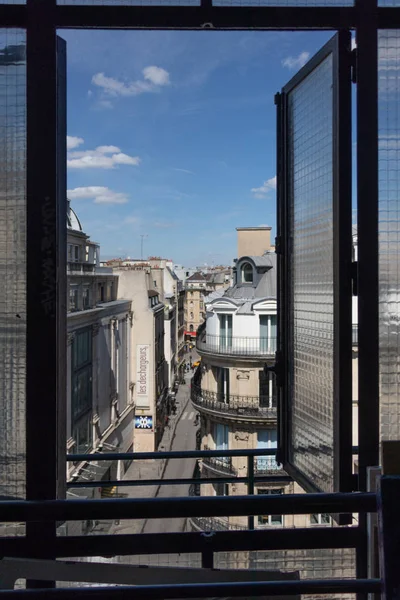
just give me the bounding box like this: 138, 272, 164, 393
351, 48, 357, 84
352, 261, 358, 296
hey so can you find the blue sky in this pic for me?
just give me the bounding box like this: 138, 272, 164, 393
61, 30, 334, 265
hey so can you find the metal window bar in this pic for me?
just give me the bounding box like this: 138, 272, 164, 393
0, 0, 393, 595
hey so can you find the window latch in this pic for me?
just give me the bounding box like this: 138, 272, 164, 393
264, 351, 283, 388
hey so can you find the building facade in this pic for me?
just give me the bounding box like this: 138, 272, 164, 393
184, 272, 206, 340
190, 230, 330, 533
114, 267, 168, 452
66, 204, 135, 489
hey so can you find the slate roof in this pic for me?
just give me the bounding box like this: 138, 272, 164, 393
186, 271, 206, 282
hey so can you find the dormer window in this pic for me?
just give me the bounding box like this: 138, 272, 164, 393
242, 262, 253, 283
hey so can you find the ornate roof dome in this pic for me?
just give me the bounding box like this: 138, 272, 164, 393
67, 200, 83, 232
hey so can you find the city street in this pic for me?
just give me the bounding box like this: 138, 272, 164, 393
108, 347, 200, 540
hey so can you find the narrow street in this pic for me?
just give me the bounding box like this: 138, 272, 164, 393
142, 367, 199, 534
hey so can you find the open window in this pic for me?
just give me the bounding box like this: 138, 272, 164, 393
276, 32, 353, 494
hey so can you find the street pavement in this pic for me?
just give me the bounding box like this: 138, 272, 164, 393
108, 354, 199, 538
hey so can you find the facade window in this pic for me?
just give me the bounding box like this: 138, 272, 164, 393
214, 423, 229, 463
69, 287, 79, 312
83, 287, 90, 310
219, 314, 232, 349
189, 324, 194, 332
190, 312, 194, 319
74, 413, 92, 455
260, 315, 277, 353
98, 283, 105, 303
242, 262, 253, 283
190, 300, 193, 306
71, 328, 93, 454
256, 430, 278, 471
257, 489, 283, 526
259, 370, 276, 408
190, 291, 193, 296
216, 367, 229, 403
214, 482, 229, 496
310, 513, 331, 525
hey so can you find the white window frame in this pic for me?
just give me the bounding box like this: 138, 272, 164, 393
310, 513, 332, 526
257, 489, 284, 527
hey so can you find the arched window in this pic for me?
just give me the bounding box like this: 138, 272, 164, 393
190, 312, 194, 319
189, 324, 194, 332
242, 262, 253, 283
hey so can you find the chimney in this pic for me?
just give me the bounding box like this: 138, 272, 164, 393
236, 227, 272, 258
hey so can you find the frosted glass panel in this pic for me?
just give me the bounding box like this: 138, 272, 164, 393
379, 31, 400, 442
0, 29, 26, 501
287, 53, 335, 492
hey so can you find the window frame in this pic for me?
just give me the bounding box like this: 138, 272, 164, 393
257, 488, 284, 527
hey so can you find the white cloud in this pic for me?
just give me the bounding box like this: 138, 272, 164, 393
251, 176, 277, 199
67, 145, 141, 169
98, 99, 113, 110
67, 136, 84, 150
92, 66, 170, 98
67, 186, 129, 205
282, 51, 310, 70
143, 66, 170, 86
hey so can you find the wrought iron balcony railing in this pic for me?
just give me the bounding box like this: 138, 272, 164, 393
202, 447, 237, 475
254, 455, 282, 474
191, 384, 277, 420
190, 515, 247, 532
196, 330, 276, 358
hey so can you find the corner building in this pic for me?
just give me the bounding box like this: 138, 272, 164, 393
191, 229, 329, 532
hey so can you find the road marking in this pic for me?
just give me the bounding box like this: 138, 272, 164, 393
188, 411, 194, 421
182, 411, 188, 420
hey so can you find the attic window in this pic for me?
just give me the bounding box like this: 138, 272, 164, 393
242, 262, 253, 283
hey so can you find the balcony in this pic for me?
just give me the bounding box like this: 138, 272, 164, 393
254, 455, 282, 474
196, 329, 276, 359
190, 515, 247, 532
191, 384, 277, 421
202, 448, 237, 476
0, 446, 389, 596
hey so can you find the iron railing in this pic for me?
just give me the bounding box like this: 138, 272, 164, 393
254, 456, 282, 474
190, 515, 247, 532
0, 446, 387, 598
202, 447, 236, 475
191, 385, 276, 420
196, 330, 276, 358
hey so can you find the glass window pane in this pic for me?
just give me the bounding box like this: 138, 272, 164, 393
379, 31, 400, 441
0, 30, 26, 501
287, 52, 335, 492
